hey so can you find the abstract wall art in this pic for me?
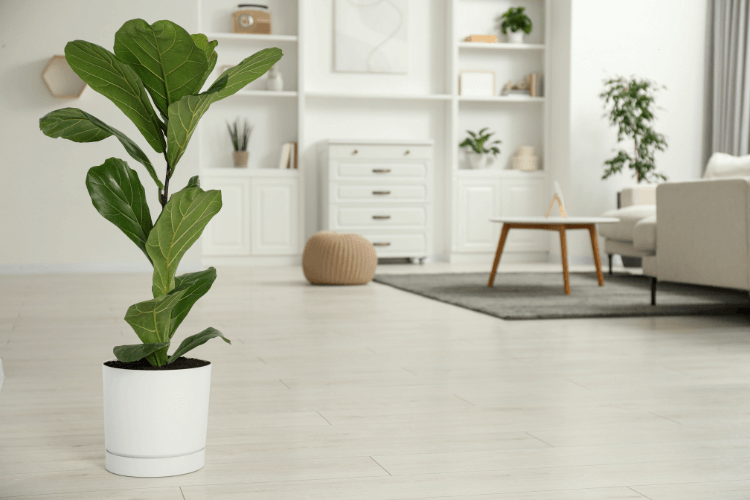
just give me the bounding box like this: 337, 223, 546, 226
334, 0, 409, 74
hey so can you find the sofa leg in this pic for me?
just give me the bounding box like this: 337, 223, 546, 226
650, 277, 657, 306
608, 254, 613, 275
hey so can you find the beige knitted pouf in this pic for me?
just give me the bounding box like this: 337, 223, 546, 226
302, 232, 377, 285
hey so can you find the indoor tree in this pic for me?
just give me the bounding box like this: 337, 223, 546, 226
39, 19, 282, 366
600, 76, 668, 183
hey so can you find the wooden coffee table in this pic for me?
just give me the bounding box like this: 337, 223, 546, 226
487, 216, 619, 295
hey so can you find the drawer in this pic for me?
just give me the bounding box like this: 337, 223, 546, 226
336, 185, 427, 202
335, 162, 427, 179
362, 233, 426, 256
329, 144, 432, 160
334, 207, 426, 228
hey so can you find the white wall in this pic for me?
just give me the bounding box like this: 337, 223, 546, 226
0, 0, 199, 273
556, 0, 708, 261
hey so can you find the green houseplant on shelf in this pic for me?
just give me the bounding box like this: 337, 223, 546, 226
498, 6, 533, 44
460, 128, 501, 169
227, 117, 253, 167
39, 18, 282, 478
600, 76, 668, 184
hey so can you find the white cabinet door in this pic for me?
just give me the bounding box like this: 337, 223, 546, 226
201, 177, 251, 256
455, 177, 502, 253
502, 178, 548, 252
251, 177, 299, 255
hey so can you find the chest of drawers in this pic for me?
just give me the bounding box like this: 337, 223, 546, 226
320, 139, 433, 260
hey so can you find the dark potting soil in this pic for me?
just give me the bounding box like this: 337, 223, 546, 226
104, 357, 210, 371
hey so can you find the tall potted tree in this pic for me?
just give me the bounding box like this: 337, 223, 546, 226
600, 76, 668, 183
39, 19, 282, 478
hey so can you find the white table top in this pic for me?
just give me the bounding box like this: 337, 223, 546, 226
490, 216, 620, 224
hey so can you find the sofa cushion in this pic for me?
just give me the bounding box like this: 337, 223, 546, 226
704, 152, 750, 179
634, 215, 657, 252
599, 205, 656, 242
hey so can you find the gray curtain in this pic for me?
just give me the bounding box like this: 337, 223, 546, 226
707, 0, 750, 158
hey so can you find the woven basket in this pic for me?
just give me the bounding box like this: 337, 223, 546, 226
302, 232, 377, 285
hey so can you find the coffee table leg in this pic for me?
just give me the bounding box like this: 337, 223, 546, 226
587, 224, 605, 286
488, 224, 510, 287
559, 226, 571, 295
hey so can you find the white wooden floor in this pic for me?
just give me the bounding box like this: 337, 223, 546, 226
2, 263, 750, 499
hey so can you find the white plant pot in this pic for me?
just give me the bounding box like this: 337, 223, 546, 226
102, 361, 212, 477
468, 153, 491, 169
507, 31, 525, 44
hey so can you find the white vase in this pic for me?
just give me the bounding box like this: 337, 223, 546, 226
102, 362, 212, 477
508, 31, 524, 44
266, 66, 283, 91
468, 152, 491, 169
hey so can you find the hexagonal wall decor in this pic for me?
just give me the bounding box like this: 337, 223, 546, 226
42, 55, 86, 98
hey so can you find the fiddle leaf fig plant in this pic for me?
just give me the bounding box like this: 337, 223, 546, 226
39, 19, 283, 366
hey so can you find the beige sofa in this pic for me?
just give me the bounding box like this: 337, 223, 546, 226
600, 153, 750, 305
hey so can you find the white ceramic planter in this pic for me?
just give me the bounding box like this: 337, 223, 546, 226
102, 362, 212, 477
507, 31, 524, 44
468, 152, 491, 169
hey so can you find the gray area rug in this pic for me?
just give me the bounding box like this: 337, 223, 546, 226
373, 272, 750, 320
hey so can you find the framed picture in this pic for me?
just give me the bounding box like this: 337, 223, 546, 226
459, 71, 496, 97
334, 0, 409, 74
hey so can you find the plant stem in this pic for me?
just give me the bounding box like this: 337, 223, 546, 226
160, 153, 172, 208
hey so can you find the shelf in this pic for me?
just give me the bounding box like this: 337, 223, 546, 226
234, 90, 298, 98
459, 95, 545, 103
307, 91, 451, 101
206, 33, 298, 43
455, 169, 546, 178
458, 42, 545, 51
200, 168, 301, 178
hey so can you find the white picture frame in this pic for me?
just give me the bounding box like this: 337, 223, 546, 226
459, 71, 496, 97
334, 0, 409, 74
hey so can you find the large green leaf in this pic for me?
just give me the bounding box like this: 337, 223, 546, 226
146, 187, 222, 297
124, 289, 186, 365
40, 108, 163, 189
166, 47, 282, 169
170, 267, 217, 335
114, 19, 208, 118
191, 34, 218, 92
113, 342, 170, 363
86, 158, 153, 260
64, 40, 165, 153
168, 327, 230, 363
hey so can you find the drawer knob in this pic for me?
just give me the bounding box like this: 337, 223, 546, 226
372, 215, 391, 220
373, 242, 391, 247
352, 149, 359, 155
404, 150, 410, 156
372, 190, 391, 195
372, 169, 391, 173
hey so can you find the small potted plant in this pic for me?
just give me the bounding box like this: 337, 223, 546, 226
498, 6, 533, 44
227, 117, 253, 167
460, 128, 501, 169
600, 76, 668, 183
39, 18, 282, 478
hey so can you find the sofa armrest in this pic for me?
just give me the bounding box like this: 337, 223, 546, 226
656, 178, 750, 290
621, 185, 656, 207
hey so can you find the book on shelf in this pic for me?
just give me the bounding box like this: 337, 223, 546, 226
464, 34, 497, 43
277, 142, 298, 169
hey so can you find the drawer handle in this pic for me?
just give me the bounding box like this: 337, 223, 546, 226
373, 242, 391, 247
372, 168, 391, 173
404, 150, 410, 156
352, 149, 359, 155
372, 190, 391, 195
372, 215, 391, 220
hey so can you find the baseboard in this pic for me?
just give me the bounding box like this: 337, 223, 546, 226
0, 262, 204, 275
201, 255, 302, 267
449, 252, 549, 264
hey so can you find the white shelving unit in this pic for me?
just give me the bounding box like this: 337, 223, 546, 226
195, 0, 549, 265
